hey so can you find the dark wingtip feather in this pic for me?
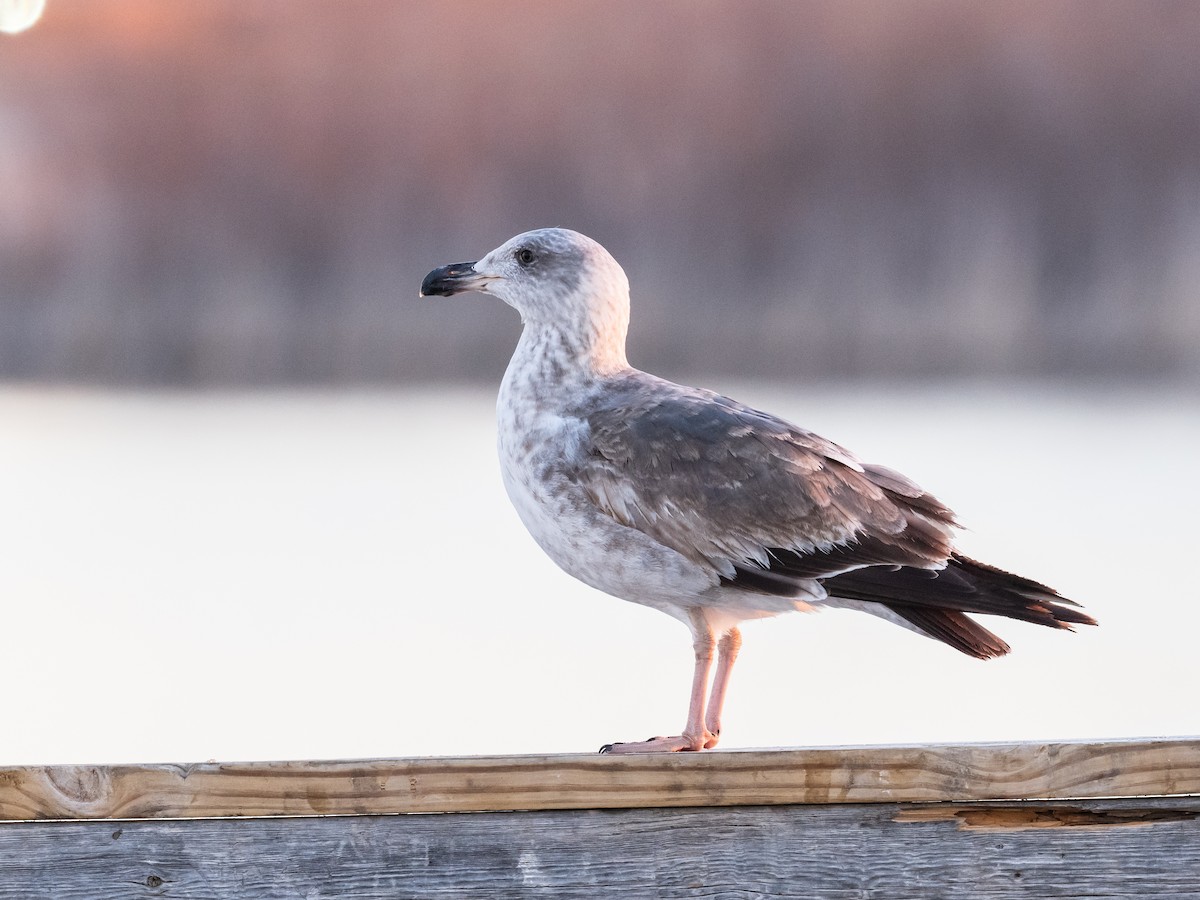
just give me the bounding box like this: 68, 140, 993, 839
820, 551, 1095, 657
950, 553, 1097, 627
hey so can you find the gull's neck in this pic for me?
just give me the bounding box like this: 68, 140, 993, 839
507, 317, 630, 391
511, 285, 631, 383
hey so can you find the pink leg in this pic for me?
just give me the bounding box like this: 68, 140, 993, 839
601, 612, 720, 754
703, 627, 742, 749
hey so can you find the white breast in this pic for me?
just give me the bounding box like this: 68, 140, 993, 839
495, 347, 715, 619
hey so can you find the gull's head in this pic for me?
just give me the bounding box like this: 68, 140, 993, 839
420, 228, 631, 367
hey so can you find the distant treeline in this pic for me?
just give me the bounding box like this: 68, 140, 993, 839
2, 0, 1199, 384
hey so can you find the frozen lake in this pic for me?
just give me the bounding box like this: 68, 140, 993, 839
1, 381, 1196, 765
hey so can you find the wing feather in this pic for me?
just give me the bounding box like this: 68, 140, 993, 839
574, 375, 956, 582
569, 373, 1092, 657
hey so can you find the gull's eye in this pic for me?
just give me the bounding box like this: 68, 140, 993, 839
515, 247, 536, 267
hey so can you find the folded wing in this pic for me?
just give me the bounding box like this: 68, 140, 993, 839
576, 373, 1093, 657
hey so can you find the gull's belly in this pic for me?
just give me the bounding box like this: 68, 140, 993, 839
497, 432, 715, 616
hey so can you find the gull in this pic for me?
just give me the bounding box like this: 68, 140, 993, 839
420, 228, 1095, 754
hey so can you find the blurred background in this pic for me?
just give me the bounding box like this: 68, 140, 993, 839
1, 1, 1197, 765
5, 0, 1200, 383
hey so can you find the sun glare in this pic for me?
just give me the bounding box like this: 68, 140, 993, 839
0, 0, 45, 35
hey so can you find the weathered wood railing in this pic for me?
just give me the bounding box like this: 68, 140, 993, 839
1, 737, 1197, 897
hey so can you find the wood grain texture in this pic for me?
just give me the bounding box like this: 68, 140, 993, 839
1, 738, 1197, 821
0, 797, 1197, 898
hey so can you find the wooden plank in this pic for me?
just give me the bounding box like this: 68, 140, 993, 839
0, 797, 1197, 898
0, 737, 1197, 821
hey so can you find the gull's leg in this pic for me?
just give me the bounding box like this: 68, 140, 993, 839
600, 611, 716, 754
678, 622, 717, 747
702, 627, 742, 749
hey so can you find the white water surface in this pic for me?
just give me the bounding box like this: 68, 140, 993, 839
1, 382, 1196, 765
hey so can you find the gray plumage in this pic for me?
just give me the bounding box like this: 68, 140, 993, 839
578, 375, 952, 577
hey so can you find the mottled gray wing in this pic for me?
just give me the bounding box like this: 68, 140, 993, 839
575, 375, 958, 585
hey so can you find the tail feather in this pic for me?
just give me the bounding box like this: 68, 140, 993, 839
886, 606, 1011, 660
